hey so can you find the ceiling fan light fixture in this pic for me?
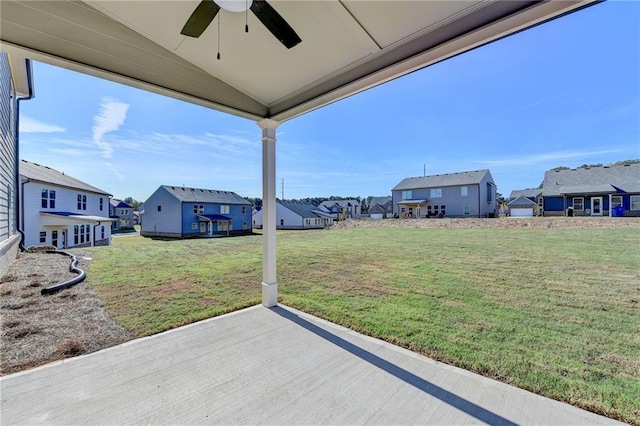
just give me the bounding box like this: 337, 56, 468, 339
214, 0, 253, 13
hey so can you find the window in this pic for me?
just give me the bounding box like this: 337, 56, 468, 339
101, 226, 105, 240
402, 190, 412, 200
430, 188, 442, 198
191, 223, 198, 229
461, 186, 468, 197
74, 225, 79, 245
100, 198, 104, 211
85, 225, 90, 244
77, 194, 87, 210
573, 197, 584, 211
441, 205, 446, 216
52, 230, 58, 247
41, 189, 55, 209
40, 231, 46, 243
120, 209, 127, 215
157, 205, 162, 212
463, 205, 470, 215
631, 196, 640, 211
80, 225, 85, 244
280, 219, 284, 226
487, 183, 494, 202
193, 204, 204, 214
242, 206, 246, 214
427, 205, 432, 215
221, 205, 230, 214
611, 196, 622, 208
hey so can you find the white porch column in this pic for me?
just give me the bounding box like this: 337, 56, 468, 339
258, 119, 280, 307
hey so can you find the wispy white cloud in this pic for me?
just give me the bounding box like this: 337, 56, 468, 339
20, 116, 65, 133
92, 98, 129, 158
105, 162, 125, 181
477, 148, 625, 168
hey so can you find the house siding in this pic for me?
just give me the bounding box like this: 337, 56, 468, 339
141, 187, 183, 237
21, 182, 112, 248
0, 54, 21, 277
181, 202, 251, 236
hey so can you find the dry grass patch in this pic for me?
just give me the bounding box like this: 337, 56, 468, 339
0, 252, 131, 376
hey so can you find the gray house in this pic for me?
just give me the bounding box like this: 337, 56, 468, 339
368, 196, 393, 219
141, 185, 252, 238
507, 195, 537, 217
0, 53, 33, 277
540, 164, 640, 217
253, 200, 333, 230
109, 199, 134, 230
392, 169, 497, 218
317, 200, 361, 220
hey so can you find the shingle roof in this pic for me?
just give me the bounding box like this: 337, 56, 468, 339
508, 195, 536, 207
369, 196, 392, 206
392, 169, 492, 191
278, 200, 326, 218
161, 185, 251, 205
542, 164, 640, 196
110, 199, 132, 208
20, 160, 111, 196
509, 188, 542, 199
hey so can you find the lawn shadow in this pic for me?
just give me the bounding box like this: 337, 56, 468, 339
270, 306, 518, 426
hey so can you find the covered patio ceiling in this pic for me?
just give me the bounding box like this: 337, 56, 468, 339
1, 0, 595, 122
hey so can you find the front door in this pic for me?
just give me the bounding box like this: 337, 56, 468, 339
591, 197, 602, 216
200, 222, 207, 233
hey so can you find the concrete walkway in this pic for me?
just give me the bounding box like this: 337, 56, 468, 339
0, 305, 621, 425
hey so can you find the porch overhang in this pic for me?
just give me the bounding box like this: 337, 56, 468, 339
398, 200, 428, 205
40, 212, 117, 226
197, 214, 232, 222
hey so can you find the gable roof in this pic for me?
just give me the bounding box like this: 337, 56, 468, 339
509, 188, 542, 200
110, 199, 132, 209
508, 195, 537, 207
318, 200, 360, 209
278, 200, 328, 219
542, 164, 640, 197
393, 169, 492, 191
369, 196, 392, 207
20, 160, 111, 196
160, 185, 251, 205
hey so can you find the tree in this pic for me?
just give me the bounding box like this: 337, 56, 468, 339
123, 197, 142, 210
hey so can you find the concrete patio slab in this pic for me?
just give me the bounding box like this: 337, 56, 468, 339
0, 305, 621, 425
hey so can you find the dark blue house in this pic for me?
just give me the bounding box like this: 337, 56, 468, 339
540, 164, 640, 217
141, 185, 252, 238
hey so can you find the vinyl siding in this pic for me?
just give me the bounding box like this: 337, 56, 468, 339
141, 187, 184, 237
21, 182, 112, 248
0, 54, 17, 243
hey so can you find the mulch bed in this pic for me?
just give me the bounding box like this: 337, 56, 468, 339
0, 250, 131, 376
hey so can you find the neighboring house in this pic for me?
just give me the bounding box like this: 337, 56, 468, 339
508, 189, 543, 216
507, 195, 536, 217
133, 211, 141, 225
20, 160, 115, 249
253, 200, 334, 230
368, 196, 393, 219
317, 199, 361, 220
141, 185, 252, 238
540, 164, 640, 217
0, 53, 34, 277
392, 169, 497, 218
109, 199, 134, 230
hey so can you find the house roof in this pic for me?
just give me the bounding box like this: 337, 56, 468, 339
0, 1, 596, 122
318, 200, 360, 209
369, 196, 392, 207
41, 212, 116, 222
507, 195, 536, 207
198, 214, 232, 221
161, 185, 251, 205
509, 188, 542, 200
20, 160, 111, 196
392, 170, 492, 191
278, 200, 327, 219
541, 164, 640, 197
110, 199, 132, 209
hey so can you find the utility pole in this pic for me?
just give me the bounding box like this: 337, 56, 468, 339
423, 163, 426, 177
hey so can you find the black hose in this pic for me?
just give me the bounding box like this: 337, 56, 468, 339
41, 251, 87, 295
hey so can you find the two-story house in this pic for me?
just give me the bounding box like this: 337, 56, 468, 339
141, 185, 252, 238
109, 199, 134, 230
392, 169, 497, 218
19, 160, 115, 248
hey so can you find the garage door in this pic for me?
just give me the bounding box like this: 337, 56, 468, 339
511, 208, 533, 217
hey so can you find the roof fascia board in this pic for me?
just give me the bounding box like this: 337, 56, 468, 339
21, 175, 112, 197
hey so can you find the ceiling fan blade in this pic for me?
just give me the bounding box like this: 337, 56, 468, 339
250, 0, 301, 49
181, 0, 221, 38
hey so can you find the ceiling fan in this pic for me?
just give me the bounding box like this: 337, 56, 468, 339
181, 0, 302, 49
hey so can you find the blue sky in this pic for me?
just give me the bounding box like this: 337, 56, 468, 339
19, 1, 639, 202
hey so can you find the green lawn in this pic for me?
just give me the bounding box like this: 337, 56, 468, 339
86, 227, 640, 424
